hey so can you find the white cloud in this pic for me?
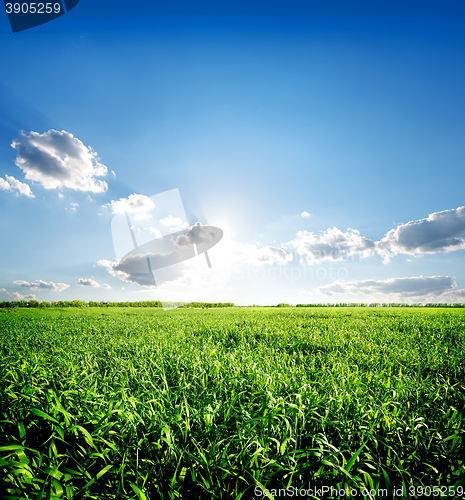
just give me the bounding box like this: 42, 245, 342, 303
0, 288, 7, 292
104, 193, 155, 214
233, 243, 293, 266
378, 206, 465, 263
0, 175, 34, 198
58, 193, 64, 198
159, 215, 189, 231
288, 206, 465, 266
10, 292, 37, 300
13, 280, 70, 292
160, 215, 183, 226
446, 289, 465, 300
148, 226, 162, 238
98, 259, 126, 281
301, 211, 311, 218
315, 276, 464, 300
76, 278, 111, 289
289, 227, 376, 265
11, 129, 108, 193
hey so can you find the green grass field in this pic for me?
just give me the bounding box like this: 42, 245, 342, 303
1, 307, 464, 499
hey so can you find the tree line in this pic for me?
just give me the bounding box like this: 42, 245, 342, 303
295, 303, 465, 308
0, 300, 235, 309
1, 300, 463, 309
177, 302, 235, 308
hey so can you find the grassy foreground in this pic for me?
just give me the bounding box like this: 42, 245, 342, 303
0, 307, 464, 499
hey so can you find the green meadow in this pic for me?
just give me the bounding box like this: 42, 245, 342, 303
1, 307, 464, 499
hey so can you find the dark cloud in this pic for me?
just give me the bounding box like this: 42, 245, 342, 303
316, 276, 459, 298
378, 206, 465, 262
288, 206, 465, 265
97, 259, 156, 287
11, 129, 108, 192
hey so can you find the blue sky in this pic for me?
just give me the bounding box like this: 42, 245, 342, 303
1, 0, 465, 305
